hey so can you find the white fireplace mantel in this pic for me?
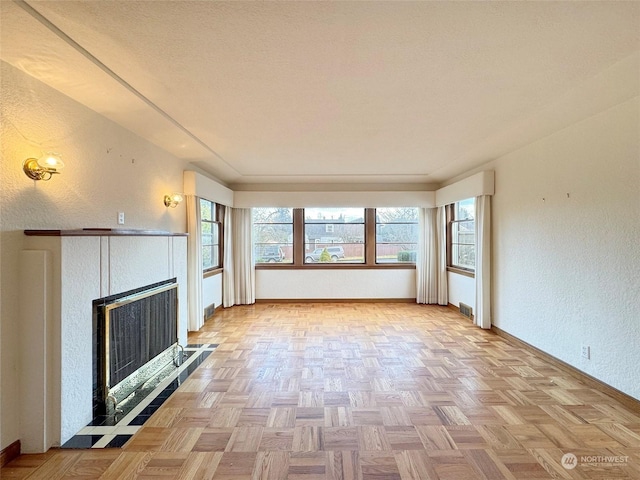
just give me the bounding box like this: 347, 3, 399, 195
20, 229, 188, 453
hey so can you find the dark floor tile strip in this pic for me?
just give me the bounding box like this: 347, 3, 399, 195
61, 349, 213, 449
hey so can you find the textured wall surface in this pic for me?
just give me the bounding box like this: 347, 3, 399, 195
109, 237, 172, 294
491, 98, 640, 400
1, 61, 190, 450
59, 237, 102, 448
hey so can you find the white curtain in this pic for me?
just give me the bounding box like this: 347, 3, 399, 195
223, 207, 255, 307
475, 195, 491, 329
436, 205, 448, 305
416, 207, 447, 305
186, 195, 204, 331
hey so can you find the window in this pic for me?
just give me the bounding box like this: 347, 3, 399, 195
449, 198, 475, 271
375, 208, 419, 263
253, 208, 293, 264
251, 207, 418, 268
304, 208, 365, 263
200, 198, 221, 270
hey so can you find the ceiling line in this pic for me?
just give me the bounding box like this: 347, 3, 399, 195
236, 173, 432, 178
16, 0, 240, 174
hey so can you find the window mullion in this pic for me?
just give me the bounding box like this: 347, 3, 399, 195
293, 208, 304, 266
365, 208, 376, 265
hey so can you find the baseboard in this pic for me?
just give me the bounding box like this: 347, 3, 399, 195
491, 325, 640, 414
0, 440, 20, 468
447, 302, 461, 313
255, 298, 416, 304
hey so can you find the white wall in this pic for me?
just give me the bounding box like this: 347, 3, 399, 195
0, 61, 191, 451
203, 272, 223, 310
256, 269, 416, 300
447, 272, 475, 312
491, 97, 640, 400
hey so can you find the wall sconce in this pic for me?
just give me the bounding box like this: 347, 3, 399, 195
23, 152, 65, 181
164, 193, 184, 208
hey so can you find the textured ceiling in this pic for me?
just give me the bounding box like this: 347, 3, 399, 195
1, 1, 639, 187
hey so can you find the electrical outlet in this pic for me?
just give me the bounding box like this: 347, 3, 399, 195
118, 212, 125, 225
581, 345, 590, 360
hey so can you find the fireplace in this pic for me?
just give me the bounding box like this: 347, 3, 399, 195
93, 278, 180, 415
20, 230, 187, 451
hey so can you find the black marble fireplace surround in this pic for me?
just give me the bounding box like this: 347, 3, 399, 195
92, 278, 178, 416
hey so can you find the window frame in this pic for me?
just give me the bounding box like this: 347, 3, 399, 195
200, 199, 223, 274
374, 207, 419, 265
303, 207, 366, 265
446, 201, 475, 277
253, 208, 294, 265
254, 208, 416, 269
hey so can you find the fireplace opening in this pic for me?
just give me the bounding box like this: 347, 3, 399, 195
93, 279, 181, 416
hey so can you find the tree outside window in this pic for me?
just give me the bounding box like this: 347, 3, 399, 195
449, 198, 475, 271
201, 198, 221, 270
303, 208, 365, 263
253, 208, 293, 264
251, 207, 421, 268
375, 207, 419, 263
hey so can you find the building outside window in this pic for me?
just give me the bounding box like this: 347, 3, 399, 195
303, 208, 365, 263
251, 207, 420, 267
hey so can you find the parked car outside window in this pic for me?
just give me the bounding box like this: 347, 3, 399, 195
305, 246, 345, 262
256, 245, 285, 263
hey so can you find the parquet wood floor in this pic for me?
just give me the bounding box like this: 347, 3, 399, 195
3, 303, 640, 479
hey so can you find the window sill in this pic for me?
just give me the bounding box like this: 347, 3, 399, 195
256, 264, 416, 270
447, 266, 475, 278
203, 267, 223, 279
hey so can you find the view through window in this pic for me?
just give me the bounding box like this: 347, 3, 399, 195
304, 208, 365, 263
450, 198, 475, 271
252, 207, 420, 266
375, 208, 419, 263
200, 198, 220, 270
253, 208, 294, 264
